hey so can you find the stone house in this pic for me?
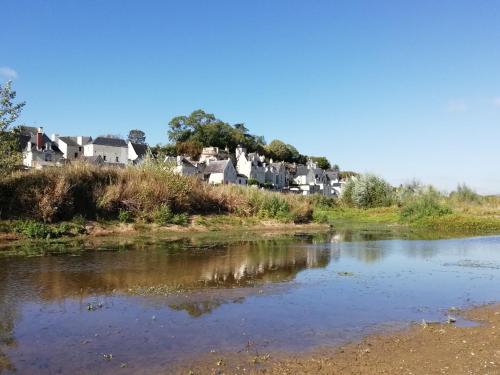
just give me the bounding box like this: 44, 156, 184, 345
83, 137, 128, 165
198, 147, 230, 163
235, 145, 266, 184
51, 135, 92, 161
265, 160, 287, 189
20, 127, 64, 169
203, 159, 237, 185
165, 156, 199, 176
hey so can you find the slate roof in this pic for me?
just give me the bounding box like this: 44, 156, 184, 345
91, 137, 127, 147
18, 127, 63, 154
295, 165, 308, 176
130, 142, 148, 157
204, 160, 230, 174
326, 170, 339, 180
58, 136, 79, 147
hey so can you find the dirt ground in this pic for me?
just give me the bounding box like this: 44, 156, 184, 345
181, 304, 500, 375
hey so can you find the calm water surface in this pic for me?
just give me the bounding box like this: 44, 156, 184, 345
0, 230, 499, 374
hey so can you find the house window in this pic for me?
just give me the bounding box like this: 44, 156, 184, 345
116, 156, 119, 162
78, 147, 82, 152
103, 155, 107, 161
74, 152, 78, 158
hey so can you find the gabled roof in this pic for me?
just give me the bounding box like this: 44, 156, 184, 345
91, 137, 127, 147
19, 128, 63, 155
58, 136, 79, 147
295, 165, 308, 176
204, 160, 231, 174
129, 142, 148, 157
326, 170, 339, 180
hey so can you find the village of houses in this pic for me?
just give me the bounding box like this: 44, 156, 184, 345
20, 126, 343, 196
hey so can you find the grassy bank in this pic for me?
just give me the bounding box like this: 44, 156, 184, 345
0, 163, 315, 239
314, 181, 500, 235
1, 166, 499, 241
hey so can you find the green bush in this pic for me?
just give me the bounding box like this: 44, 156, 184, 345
171, 213, 189, 226
341, 174, 394, 208
451, 183, 481, 203
400, 188, 452, 222
149, 204, 188, 226
258, 195, 291, 221
247, 178, 259, 186
12, 220, 86, 239
152, 204, 174, 225
118, 209, 131, 223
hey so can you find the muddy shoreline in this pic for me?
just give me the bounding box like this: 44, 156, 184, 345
0, 219, 331, 249
180, 304, 500, 375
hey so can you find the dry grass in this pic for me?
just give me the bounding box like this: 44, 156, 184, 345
0, 163, 312, 223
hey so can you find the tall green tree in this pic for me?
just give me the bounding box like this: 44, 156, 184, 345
0, 81, 25, 176
264, 140, 307, 163
167, 110, 267, 158
128, 129, 146, 144
310, 156, 331, 170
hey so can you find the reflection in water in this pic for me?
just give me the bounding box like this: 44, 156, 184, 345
1, 231, 498, 374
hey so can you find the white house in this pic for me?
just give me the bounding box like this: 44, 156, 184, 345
203, 159, 237, 185
198, 147, 230, 163
265, 160, 287, 189
165, 156, 199, 176
83, 137, 128, 165
21, 127, 64, 169
235, 145, 266, 184
128, 141, 148, 164
291, 159, 333, 196
52, 135, 92, 161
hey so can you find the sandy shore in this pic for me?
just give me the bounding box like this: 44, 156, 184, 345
181, 304, 500, 375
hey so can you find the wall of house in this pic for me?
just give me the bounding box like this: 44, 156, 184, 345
128, 143, 139, 162
59, 142, 81, 160
209, 163, 237, 184
84, 144, 128, 164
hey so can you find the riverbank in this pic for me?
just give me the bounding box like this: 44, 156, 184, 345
182, 303, 500, 374
1, 164, 500, 243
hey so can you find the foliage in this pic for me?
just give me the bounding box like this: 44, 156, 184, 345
0, 81, 25, 176
341, 174, 394, 208
339, 171, 359, 180
0, 81, 25, 131
12, 220, 85, 239
400, 187, 452, 222
118, 209, 131, 223
450, 183, 481, 203
247, 178, 259, 186
265, 140, 306, 164
127, 129, 146, 144
167, 109, 267, 159
150, 143, 177, 159
310, 156, 331, 170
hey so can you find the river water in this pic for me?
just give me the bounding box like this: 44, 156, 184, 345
0, 230, 499, 374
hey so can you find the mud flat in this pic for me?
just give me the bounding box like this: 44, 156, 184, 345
182, 304, 500, 375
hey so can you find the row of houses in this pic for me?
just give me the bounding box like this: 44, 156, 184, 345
166, 145, 342, 196
19, 127, 342, 196
20, 127, 147, 168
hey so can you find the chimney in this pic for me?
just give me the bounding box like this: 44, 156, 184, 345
36, 127, 44, 150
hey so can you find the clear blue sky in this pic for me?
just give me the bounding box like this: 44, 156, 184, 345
2, 0, 500, 193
